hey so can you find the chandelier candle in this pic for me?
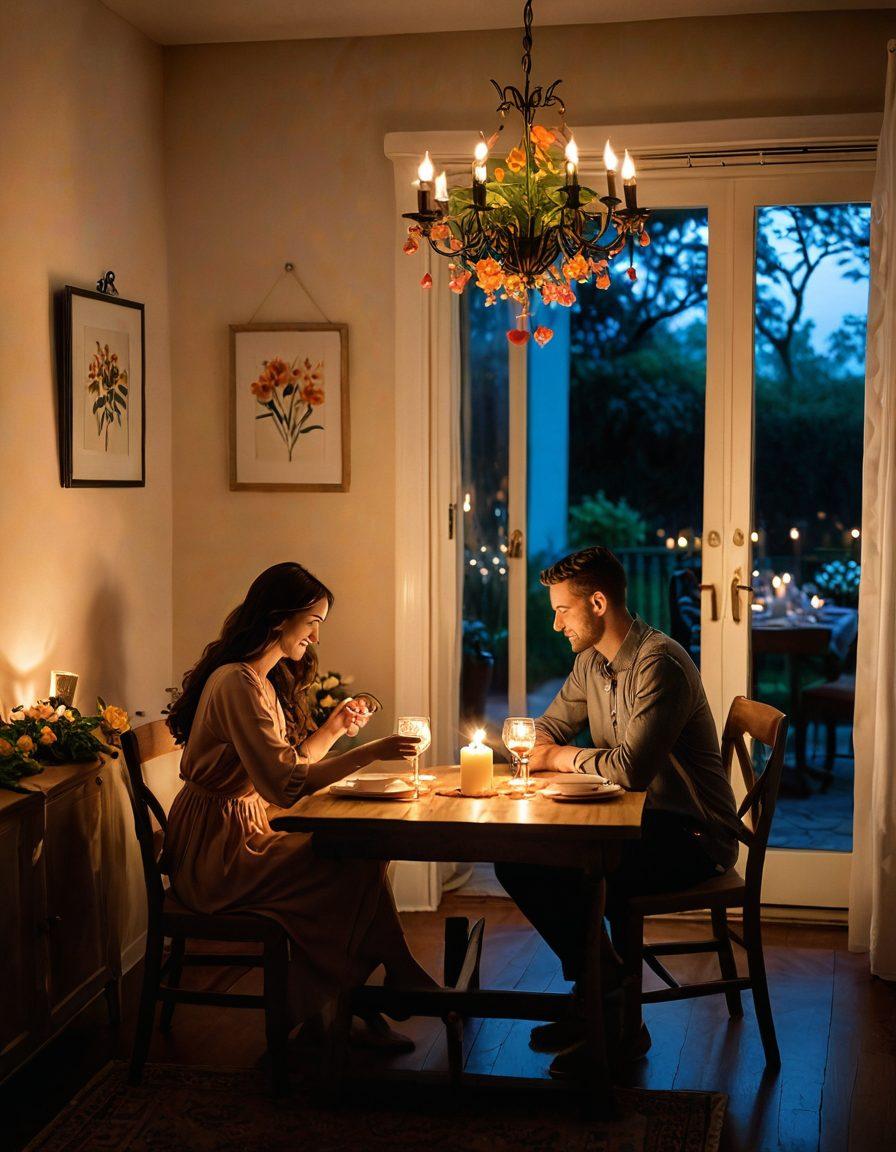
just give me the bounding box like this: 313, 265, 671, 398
460, 729, 494, 796
604, 140, 619, 200
622, 150, 638, 210
417, 151, 435, 213
400, 0, 651, 347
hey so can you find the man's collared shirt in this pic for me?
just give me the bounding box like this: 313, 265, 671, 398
536, 615, 740, 869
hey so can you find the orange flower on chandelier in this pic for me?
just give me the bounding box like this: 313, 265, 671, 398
505, 146, 526, 173
530, 124, 555, 151
449, 269, 472, 294
474, 257, 504, 294
562, 254, 591, 283
533, 326, 554, 347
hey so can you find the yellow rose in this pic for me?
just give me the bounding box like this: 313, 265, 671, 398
39, 726, 57, 745
321, 676, 340, 691
319, 694, 337, 709
101, 704, 130, 733
63, 709, 76, 722
0, 737, 13, 757
16, 735, 35, 755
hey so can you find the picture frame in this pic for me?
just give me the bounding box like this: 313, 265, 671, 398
56, 286, 145, 487
229, 323, 350, 492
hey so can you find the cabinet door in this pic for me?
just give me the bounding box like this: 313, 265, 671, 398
0, 794, 45, 1078
42, 774, 110, 1026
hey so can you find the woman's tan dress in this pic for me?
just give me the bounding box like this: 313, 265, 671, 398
163, 662, 384, 1019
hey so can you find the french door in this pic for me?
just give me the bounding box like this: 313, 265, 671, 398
459, 162, 872, 907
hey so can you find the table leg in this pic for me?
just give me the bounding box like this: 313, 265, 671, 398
582, 864, 614, 1118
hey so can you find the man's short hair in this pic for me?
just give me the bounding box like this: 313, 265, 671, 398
540, 546, 627, 605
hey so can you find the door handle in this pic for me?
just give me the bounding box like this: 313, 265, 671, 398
507, 529, 524, 559
731, 569, 753, 624
698, 583, 718, 622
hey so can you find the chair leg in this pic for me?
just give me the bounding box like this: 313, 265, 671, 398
263, 937, 291, 1097
159, 937, 185, 1033
823, 720, 837, 785
743, 905, 780, 1069
129, 928, 163, 1085
711, 907, 743, 1019
614, 911, 644, 1046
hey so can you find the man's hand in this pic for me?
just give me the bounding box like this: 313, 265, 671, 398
528, 740, 580, 773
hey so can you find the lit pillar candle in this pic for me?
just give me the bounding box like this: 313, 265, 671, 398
621, 150, 637, 210
460, 728, 493, 796
603, 140, 618, 200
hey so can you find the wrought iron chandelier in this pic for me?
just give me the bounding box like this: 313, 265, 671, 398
401, 0, 650, 347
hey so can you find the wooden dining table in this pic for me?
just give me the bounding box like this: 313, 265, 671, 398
271, 766, 645, 1112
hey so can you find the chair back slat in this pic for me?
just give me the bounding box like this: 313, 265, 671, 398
121, 721, 180, 931
721, 695, 788, 897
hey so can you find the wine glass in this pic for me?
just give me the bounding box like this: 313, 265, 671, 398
397, 715, 431, 798
502, 717, 536, 796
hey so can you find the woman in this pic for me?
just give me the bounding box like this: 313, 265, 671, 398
164, 561, 436, 1039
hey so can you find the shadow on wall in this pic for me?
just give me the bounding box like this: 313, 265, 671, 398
84, 571, 129, 708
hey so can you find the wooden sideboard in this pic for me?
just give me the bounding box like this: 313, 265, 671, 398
0, 758, 121, 1082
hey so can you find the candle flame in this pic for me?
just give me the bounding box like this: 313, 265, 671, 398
472, 727, 486, 746
474, 139, 489, 163
418, 151, 435, 182
564, 136, 579, 167
603, 140, 618, 171
622, 150, 636, 181
434, 171, 449, 202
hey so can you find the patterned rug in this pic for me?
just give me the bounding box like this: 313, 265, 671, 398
26, 1062, 726, 1152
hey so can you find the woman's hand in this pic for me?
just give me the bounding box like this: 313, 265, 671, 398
362, 734, 420, 765
322, 698, 372, 740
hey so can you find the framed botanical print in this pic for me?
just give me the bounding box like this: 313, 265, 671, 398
230, 323, 349, 491
57, 286, 145, 487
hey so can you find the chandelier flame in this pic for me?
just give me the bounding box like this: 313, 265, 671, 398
400, 0, 651, 347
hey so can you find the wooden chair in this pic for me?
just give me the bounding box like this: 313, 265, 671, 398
613, 696, 787, 1070
121, 721, 291, 1095
799, 674, 855, 788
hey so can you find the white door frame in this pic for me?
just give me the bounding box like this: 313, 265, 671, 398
386, 113, 879, 909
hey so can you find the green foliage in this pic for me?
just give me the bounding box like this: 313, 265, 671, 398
0, 699, 119, 792
568, 490, 647, 549
462, 620, 494, 661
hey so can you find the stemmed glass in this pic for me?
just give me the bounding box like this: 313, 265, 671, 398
397, 715, 431, 798
502, 717, 536, 796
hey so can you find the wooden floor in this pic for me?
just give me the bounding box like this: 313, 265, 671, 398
3, 894, 895, 1152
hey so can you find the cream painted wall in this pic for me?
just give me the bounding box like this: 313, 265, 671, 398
165, 10, 890, 731
0, 0, 173, 721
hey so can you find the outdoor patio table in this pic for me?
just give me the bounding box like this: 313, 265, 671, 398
752, 607, 858, 787
270, 767, 646, 1113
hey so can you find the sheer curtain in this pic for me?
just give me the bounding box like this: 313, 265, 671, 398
849, 40, 896, 981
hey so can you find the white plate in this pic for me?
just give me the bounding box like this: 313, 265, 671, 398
542, 783, 623, 803
330, 777, 415, 801
344, 773, 410, 793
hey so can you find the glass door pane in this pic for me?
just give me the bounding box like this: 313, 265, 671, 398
525, 208, 711, 714
750, 201, 870, 852
459, 290, 515, 735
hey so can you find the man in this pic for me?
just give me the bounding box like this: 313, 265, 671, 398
495, 546, 740, 1075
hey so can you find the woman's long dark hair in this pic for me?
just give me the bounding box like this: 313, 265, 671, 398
167, 562, 334, 747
